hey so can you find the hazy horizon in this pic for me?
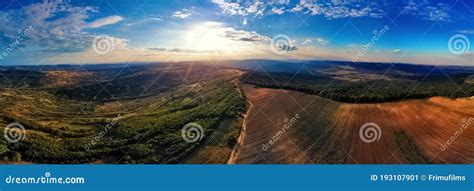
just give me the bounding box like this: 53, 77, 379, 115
0, 0, 473, 66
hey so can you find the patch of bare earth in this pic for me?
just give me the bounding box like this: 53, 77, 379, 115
234, 85, 474, 164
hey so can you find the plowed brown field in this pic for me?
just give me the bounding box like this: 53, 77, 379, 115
232, 85, 474, 164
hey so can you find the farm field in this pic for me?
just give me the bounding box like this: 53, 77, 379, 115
233, 85, 474, 164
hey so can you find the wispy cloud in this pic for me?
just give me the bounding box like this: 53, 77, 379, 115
403, 1, 451, 22
302, 38, 329, 45
87, 15, 124, 28
220, 29, 270, 42
292, 0, 385, 19
271, 7, 285, 15
125, 17, 163, 27
315, 38, 329, 45
0, 0, 127, 54
172, 8, 192, 19
211, 0, 247, 15
212, 0, 384, 19
212, 0, 289, 16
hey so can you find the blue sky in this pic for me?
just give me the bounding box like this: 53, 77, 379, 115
0, 0, 473, 65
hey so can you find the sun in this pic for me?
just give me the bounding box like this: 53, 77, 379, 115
182, 22, 247, 53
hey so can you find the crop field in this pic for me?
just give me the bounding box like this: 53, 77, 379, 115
233, 85, 474, 164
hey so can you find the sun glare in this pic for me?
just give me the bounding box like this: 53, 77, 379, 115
183, 22, 250, 53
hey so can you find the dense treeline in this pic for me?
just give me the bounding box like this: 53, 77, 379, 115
242, 72, 474, 103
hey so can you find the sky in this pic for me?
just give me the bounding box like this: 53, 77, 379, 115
0, 0, 473, 66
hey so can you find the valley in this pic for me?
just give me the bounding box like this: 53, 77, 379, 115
0, 63, 246, 164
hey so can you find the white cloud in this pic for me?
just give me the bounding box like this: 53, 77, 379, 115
403, 2, 450, 22
302, 38, 329, 45
315, 38, 329, 45
87, 15, 124, 28
173, 9, 192, 19
0, 0, 127, 54
271, 7, 285, 15
125, 17, 163, 27
392, 49, 401, 53
220, 28, 270, 42
302, 39, 312, 45
212, 0, 289, 16
169, 21, 273, 54
212, 0, 246, 15
212, 0, 384, 18
292, 1, 384, 19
